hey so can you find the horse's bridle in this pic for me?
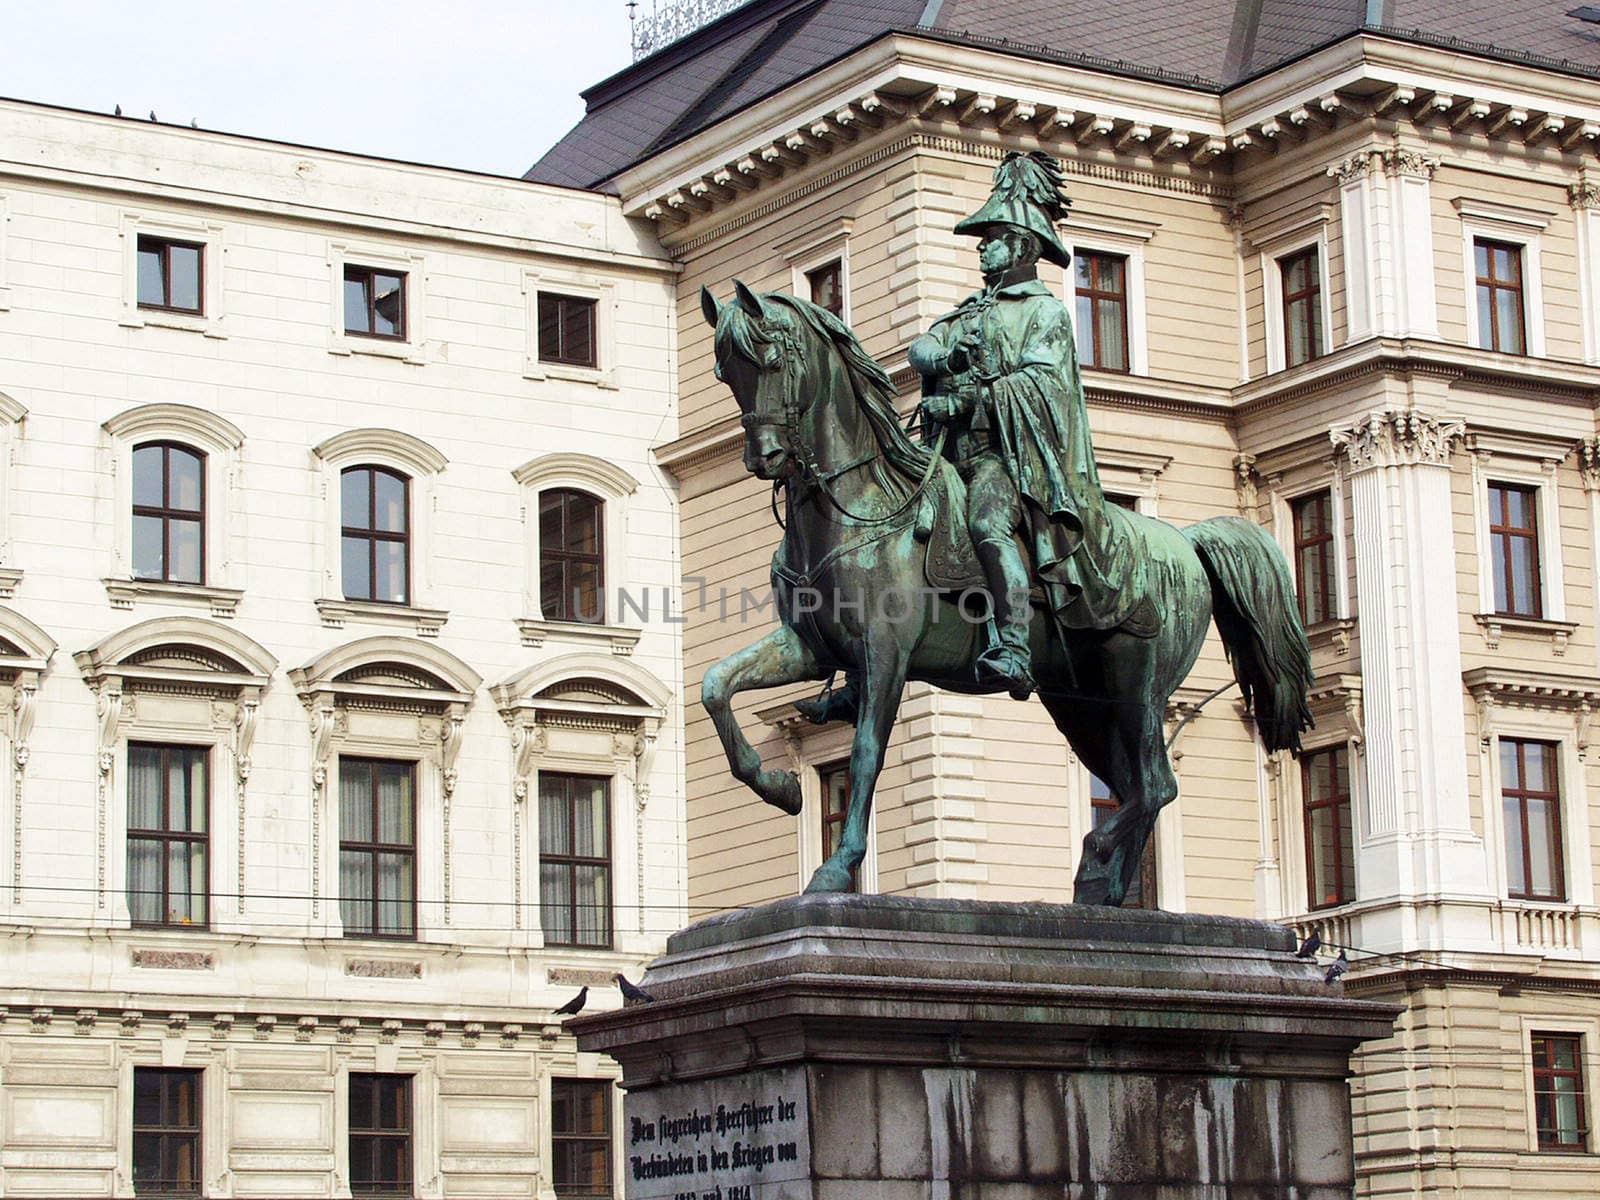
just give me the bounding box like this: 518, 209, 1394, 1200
741, 314, 946, 529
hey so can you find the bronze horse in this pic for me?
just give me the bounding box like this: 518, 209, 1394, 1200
699, 283, 1311, 904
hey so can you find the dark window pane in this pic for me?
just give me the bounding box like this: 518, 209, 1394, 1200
807, 260, 843, 316
138, 244, 166, 308
340, 760, 415, 941
127, 745, 209, 929
1074, 252, 1129, 372
540, 774, 612, 948
168, 244, 201, 312
538, 293, 598, 367
373, 273, 404, 337
552, 1080, 613, 1196
1302, 746, 1354, 909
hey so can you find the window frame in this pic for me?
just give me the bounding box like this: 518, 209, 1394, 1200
521, 270, 617, 386
538, 771, 613, 950
550, 1077, 615, 1199
342, 264, 409, 343
1301, 743, 1356, 911
1061, 218, 1153, 376
1259, 228, 1333, 374
783, 218, 853, 327
1487, 480, 1543, 618
1469, 445, 1567, 629
1290, 488, 1336, 627
1072, 250, 1132, 374
119, 212, 226, 338
818, 758, 859, 893
804, 258, 845, 319
1531, 1031, 1589, 1152
126, 741, 211, 930
539, 488, 605, 625
337, 756, 419, 942
1500, 737, 1566, 903
339, 465, 412, 607
537, 292, 599, 369
1455, 198, 1549, 357
1474, 237, 1528, 354
132, 441, 208, 586
132, 1066, 203, 1197
348, 1072, 414, 1196
1278, 245, 1325, 368
136, 234, 205, 316
327, 242, 426, 363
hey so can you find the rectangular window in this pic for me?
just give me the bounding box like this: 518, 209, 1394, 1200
344, 265, 407, 340
1074, 251, 1129, 372
127, 744, 208, 928
539, 773, 611, 948
806, 260, 844, 317
1501, 738, 1564, 901
1291, 490, 1335, 627
539, 489, 605, 624
1532, 1033, 1588, 1151
132, 442, 206, 584
552, 1079, 614, 1198
1302, 746, 1355, 910
1488, 481, 1542, 617
350, 1073, 413, 1195
1475, 238, 1526, 354
538, 292, 598, 368
1279, 247, 1324, 367
819, 760, 858, 893
133, 1067, 202, 1196
1089, 773, 1156, 908
339, 759, 417, 939
340, 466, 410, 605
137, 235, 203, 314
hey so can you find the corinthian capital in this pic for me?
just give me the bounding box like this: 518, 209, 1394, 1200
1330, 408, 1466, 471
1380, 148, 1439, 179
1327, 152, 1376, 185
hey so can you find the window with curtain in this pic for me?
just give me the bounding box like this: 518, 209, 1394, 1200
1089, 773, 1156, 908
1488, 481, 1542, 617
540, 489, 605, 623
539, 773, 611, 948
1501, 738, 1564, 901
339, 758, 417, 939
1531, 1033, 1588, 1151
806, 259, 844, 317
341, 465, 410, 604
133, 1067, 202, 1196
537, 292, 598, 367
552, 1079, 614, 1198
1474, 238, 1526, 353
1302, 745, 1355, 909
818, 760, 858, 893
132, 442, 205, 584
127, 743, 208, 928
349, 1073, 413, 1194
1278, 246, 1324, 367
1073, 251, 1130, 372
1291, 490, 1335, 626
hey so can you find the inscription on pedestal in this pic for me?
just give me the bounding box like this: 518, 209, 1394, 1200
625, 1065, 810, 1200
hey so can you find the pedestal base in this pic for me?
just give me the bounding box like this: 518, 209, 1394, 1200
571, 895, 1399, 1199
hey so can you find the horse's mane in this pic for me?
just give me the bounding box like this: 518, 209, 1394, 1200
715, 292, 932, 482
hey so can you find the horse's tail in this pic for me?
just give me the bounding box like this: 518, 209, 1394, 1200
1183, 516, 1313, 753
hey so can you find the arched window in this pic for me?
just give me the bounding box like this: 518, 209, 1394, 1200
341, 466, 410, 605
539, 489, 603, 624
132, 441, 206, 584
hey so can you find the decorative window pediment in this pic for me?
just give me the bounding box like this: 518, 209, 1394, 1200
75, 617, 275, 696
290, 636, 479, 710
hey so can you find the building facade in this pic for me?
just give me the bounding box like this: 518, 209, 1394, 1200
0, 100, 683, 1197
531, 3, 1600, 1196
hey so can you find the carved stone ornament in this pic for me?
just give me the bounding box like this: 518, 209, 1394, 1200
1330, 408, 1466, 471
1580, 437, 1600, 492
1571, 182, 1600, 211
1327, 152, 1376, 185
1380, 148, 1439, 179
1232, 453, 1260, 516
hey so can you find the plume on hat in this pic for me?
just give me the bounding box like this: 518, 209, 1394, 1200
991, 151, 1071, 223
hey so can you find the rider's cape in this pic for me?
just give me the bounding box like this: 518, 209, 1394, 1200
921, 279, 1156, 636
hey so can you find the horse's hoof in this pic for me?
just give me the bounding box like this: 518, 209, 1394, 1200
757, 769, 803, 815
803, 862, 854, 894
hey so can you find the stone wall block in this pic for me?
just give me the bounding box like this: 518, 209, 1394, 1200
876, 1066, 934, 1179
1285, 1079, 1355, 1185
810, 1063, 880, 1178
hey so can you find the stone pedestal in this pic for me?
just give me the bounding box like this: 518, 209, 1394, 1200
570, 895, 1400, 1200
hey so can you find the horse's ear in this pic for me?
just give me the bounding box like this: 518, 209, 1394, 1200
699, 286, 721, 329
733, 279, 765, 318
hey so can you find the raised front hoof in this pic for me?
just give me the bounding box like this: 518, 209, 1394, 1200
803, 860, 856, 894
755, 769, 803, 815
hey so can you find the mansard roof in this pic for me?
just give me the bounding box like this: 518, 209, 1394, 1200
525, 0, 1600, 191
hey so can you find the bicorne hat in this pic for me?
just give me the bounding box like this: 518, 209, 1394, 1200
953, 151, 1074, 269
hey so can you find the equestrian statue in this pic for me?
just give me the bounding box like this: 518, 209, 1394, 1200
700, 151, 1313, 905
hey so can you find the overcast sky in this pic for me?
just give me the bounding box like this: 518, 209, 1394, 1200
0, 1, 637, 177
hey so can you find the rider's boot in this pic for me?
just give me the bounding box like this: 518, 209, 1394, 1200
974, 536, 1035, 701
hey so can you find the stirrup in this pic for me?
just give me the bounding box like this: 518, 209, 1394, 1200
976, 646, 1034, 701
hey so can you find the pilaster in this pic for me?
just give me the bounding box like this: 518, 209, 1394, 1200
1330, 147, 1440, 343
1330, 408, 1489, 919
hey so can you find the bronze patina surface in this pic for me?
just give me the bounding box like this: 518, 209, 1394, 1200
700, 152, 1313, 906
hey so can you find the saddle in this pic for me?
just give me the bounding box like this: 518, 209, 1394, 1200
912, 462, 1159, 638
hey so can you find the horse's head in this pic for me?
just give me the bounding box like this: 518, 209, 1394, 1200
701, 281, 809, 481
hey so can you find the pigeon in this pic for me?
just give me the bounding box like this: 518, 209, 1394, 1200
1295, 930, 1321, 959
552, 986, 588, 1016
148, 111, 158, 122
190, 119, 198, 129
1324, 950, 1349, 984
616, 973, 656, 1004
114, 104, 122, 117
